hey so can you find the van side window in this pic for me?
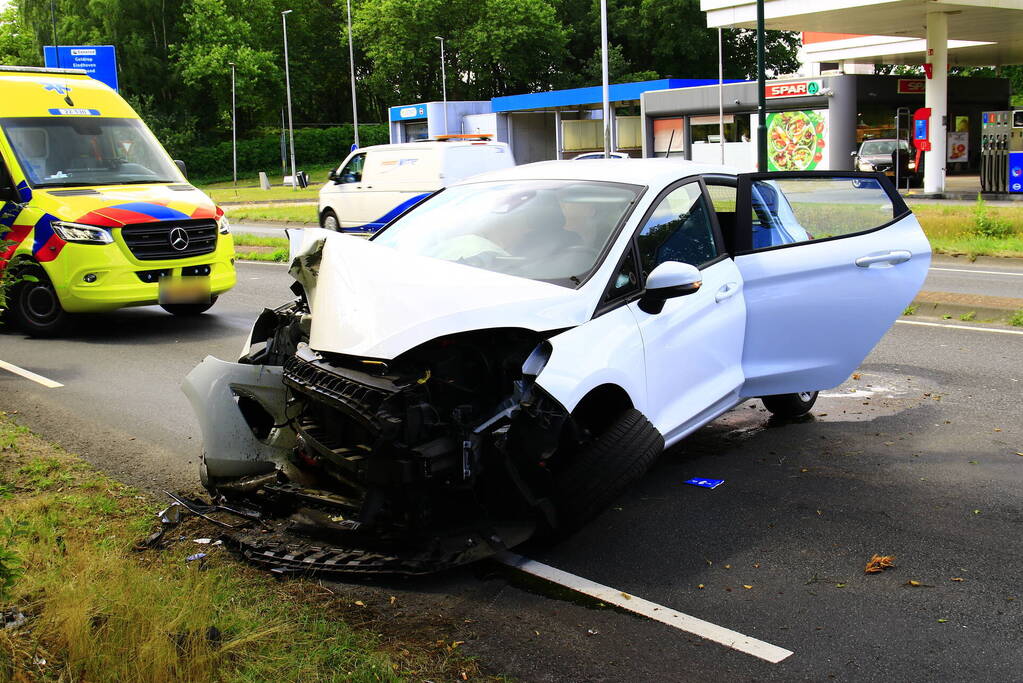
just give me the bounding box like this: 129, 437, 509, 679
636, 182, 718, 275
338, 153, 366, 183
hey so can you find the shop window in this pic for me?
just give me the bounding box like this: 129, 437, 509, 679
652, 118, 684, 157
562, 119, 603, 151
690, 114, 751, 145
616, 116, 641, 149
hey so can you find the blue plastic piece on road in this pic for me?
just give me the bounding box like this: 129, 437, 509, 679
684, 478, 724, 489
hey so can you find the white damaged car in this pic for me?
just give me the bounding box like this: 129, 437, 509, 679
183, 160, 930, 574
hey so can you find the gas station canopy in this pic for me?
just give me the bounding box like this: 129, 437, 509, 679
701, 0, 1023, 66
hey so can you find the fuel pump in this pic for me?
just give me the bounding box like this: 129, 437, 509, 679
981, 111, 1011, 193
1010, 110, 1023, 194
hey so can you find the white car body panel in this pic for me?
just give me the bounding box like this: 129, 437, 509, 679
307, 234, 595, 360
736, 212, 931, 398
630, 258, 746, 439
535, 304, 647, 414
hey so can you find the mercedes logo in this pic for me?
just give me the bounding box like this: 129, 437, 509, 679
168, 227, 190, 251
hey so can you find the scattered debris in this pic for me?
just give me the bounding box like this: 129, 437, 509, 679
937, 618, 949, 623
684, 478, 724, 489
865, 555, 896, 573
586, 629, 599, 636
951, 577, 965, 582
186, 552, 207, 562
2, 609, 27, 630
743, 585, 753, 590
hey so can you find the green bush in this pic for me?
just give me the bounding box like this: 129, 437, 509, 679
176, 124, 390, 182
972, 195, 1015, 239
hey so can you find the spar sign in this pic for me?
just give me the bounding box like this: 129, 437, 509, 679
765, 80, 823, 99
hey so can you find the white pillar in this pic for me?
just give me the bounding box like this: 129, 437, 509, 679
924, 11, 947, 194
554, 110, 563, 160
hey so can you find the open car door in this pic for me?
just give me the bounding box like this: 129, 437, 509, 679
733, 172, 930, 398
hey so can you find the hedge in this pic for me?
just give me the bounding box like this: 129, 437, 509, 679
177, 124, 390, 182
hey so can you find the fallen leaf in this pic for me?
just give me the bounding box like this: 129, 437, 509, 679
1016, 452, 1023, 457
724, 564, 732, 569
865, 554, 896, 573
743, 585, 753, 590
753, 563, 760, 569
974, 510, 981, 515
836, 583, 847, 588
852, 373, 861, 380
937, 619, 949, 623
586, 629, 599, 636
697, 584, 705, 589
994, 428, 1001, 432
968, 460, 978, 464
951, 577, 965, 582
906, 580, 922, 587
354, 600, 365, 607
534, 630, 540, 636
389, 596, 397, 605
620, 592, 632, 600
800, 468, 809, 473
451, 641, 465, 649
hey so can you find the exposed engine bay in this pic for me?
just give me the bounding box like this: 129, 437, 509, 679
185, 296, 577, 575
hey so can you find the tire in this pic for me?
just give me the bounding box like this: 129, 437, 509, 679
761, 391, 819, 419
552, 408, 664, 529
8, 265, 71, 337
320, 209, 340, 231
161, 296, 218, 316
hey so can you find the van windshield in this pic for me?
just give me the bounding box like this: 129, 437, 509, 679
371, 179, 642, 288
2, 117, 181, 187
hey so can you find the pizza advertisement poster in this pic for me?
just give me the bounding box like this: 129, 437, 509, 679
766, 109, 829, 172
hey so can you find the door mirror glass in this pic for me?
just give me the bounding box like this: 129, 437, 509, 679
638, 261, 702, 314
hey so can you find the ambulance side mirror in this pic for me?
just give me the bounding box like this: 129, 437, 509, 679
174, 160, 188, 179
0, 165, 18, 202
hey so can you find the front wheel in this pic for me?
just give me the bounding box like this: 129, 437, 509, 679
9, 266, 71, 337
761, 391, 819, 419
320, 208, 340, 231
161, 296, 218, 316
551, 408, 664, 529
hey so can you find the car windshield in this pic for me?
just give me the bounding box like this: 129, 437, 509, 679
859, 140, 909, 156
2, 117, 181, 187
371, 179, 642, 288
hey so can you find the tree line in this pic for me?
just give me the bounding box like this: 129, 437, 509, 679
0, 0, 801, 152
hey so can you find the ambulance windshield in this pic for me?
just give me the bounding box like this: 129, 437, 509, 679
2, 117, 181, 188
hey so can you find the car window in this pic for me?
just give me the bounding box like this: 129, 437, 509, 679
636, 182, 718, 274
338, 153, 366, 183
705, 184, 736, 212
603, 246, 640, 304
749, 177, 896, 250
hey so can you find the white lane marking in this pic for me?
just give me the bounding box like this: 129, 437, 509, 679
495, 551, 793, 664
0, 360, 63, 388
896, 319, 1023, 336
930, 266, 1023, 277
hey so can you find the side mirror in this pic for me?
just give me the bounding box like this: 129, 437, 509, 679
638, 261, 702, 314
849, 150, 858, 157
174, 159, 187, 178
328, 168, 338, 182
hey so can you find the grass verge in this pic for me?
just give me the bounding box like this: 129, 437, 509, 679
196, 164, 335, 191
0, 413, 496, 682
226, 205, 318, 224
232, 234, 290, 263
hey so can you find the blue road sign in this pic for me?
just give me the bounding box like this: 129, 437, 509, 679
684, 478, 724, 489
43, 45, 119, 92
351, 143, 359, 152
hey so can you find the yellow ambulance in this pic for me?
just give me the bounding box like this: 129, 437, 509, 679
0, 65, 236, 335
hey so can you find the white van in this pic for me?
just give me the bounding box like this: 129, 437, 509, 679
318, 136, 515, 234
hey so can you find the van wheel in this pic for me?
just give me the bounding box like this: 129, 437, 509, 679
9, 266, 71, 337
161, 296, 218, 316
762, 391, 818, 419
320, 209, 340, 231
552, 408, 664, 529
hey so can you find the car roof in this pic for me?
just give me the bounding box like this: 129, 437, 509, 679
456, 158, 740, 188
359, 140, 509, 153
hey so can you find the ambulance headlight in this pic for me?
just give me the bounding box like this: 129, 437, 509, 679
217, 215, 231, 235
51, 221, 113, 245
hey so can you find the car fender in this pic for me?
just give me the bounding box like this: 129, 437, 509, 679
535, 304, 647, 418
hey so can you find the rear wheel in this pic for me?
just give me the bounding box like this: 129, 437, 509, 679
161, 296, 218, 316
762, 391, 819, 419
9, 266, 71, 337
320, 209, 340, 231
552, 408, 663, 529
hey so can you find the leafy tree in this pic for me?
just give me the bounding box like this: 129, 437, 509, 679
0, 5, 39, 65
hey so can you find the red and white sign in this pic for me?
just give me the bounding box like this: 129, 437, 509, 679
897, 79, 925, 94
765, 80, 823, 99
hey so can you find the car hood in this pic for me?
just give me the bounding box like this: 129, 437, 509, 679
33, 184, 218, 226
304, 233, 592, 360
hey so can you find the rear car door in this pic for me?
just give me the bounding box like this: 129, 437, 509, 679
733, 172, 930, 398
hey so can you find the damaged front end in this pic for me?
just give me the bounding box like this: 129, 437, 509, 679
184, 281, 573, 575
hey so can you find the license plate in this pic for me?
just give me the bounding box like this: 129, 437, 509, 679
159, 276, 211, 304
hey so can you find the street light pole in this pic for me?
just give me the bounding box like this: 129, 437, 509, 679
756, 0, 767, 172
434, 36, 447, 134
600, 0, 610, 158
282, 9, 297, 190
346, 0, 359, 148
229, 62, 237, 191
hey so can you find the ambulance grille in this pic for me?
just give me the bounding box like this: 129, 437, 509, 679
120, 220, 218, 261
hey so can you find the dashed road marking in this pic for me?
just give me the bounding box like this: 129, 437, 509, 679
0, 360, 63, 388
495, 551, 793, 664
896, 319, 1023, 336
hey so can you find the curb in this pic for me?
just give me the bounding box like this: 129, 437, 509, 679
219, 199, 317, 207
910, 290, 1023, 324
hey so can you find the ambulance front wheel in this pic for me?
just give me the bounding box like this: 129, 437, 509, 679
161, 296, 218, 316
9, 265, 71, 337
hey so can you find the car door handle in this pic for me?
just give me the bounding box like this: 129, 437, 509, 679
715, 282, 740, 303
855, 250, 912, 267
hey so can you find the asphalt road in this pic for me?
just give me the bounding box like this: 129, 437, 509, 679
924, 256, 1023, 299
2, 260, 1023, 681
